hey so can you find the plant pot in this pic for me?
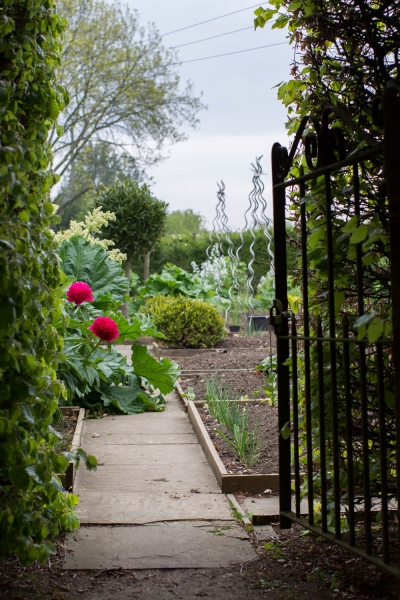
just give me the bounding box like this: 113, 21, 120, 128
247, 315, 271, 332
228, 325, 241, 333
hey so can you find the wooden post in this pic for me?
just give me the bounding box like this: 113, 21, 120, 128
144, 252, 150, 281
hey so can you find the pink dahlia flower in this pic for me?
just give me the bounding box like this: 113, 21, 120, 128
88, 316, 119, 342
67, 282, 94, 305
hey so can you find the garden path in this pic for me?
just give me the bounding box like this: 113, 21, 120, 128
63, 388, 257, 569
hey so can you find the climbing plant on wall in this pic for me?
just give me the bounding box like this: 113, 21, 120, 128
0, 0, 94, 565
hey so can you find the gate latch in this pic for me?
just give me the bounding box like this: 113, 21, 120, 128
269, 299, 290, 335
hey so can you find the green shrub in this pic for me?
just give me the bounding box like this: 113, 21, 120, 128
144, 295, 226, 348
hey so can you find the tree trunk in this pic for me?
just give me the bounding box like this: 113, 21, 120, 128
121, 256, 131, 319
144, 252, 150, 281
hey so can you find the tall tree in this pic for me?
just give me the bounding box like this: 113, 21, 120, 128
52, 0, 205, 215
56, 142, 146, 228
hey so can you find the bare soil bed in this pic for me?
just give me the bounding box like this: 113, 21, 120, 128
176, 334, 278, 475
198, 403, 279, 474
54, 413, 78, 454
178, 343, 275, 399
215, 332, 276, 350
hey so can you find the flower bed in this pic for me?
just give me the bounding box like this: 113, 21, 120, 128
185, 398, 280, 494
56, 407, 85, 491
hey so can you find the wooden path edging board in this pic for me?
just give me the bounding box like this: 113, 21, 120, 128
58, 406, 85, 491
186, 400, 280, 494
175, 380, 270, 415
153, 342, 206, 359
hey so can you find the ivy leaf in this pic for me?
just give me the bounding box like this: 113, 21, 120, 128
43, 541, 56, 555
60, 512, 80, 531
9, 466, 31, 490
334, 290, 345, 314
342, 215, 359, 233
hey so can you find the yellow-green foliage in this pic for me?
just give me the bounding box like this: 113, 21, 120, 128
144, 295, 225, 348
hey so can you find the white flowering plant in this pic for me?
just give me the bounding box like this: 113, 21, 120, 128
54, 207, 127, 264
191, 244, 247, 295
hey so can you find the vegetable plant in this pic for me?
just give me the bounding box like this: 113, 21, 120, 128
205, 377, 262, 467
57, 277, 179, 415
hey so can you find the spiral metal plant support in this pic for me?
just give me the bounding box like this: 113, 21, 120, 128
252, 155, 274, 274
203, 181, 225, 307
217, 182, 234, 318
243, 160, 262, 315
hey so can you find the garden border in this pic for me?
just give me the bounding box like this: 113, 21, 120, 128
152, 342, 208, 359
175, 382, 280, 494
58, 407, 85, 491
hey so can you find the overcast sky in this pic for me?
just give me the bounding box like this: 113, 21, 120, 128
125, 1, 294, 229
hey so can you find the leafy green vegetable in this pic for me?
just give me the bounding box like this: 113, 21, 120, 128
100, 384, 166, 414
58, 236, 129, 303
131, 343, 180, 394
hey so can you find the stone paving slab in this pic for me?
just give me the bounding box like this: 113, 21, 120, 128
74, 464, 221, 493
253, 524, 277, 541
68, 391, 257, 569
81, 412, 190, 436
76, 490, 232, 524
81, 442, 211, 466
82, 432, 197, 447
242, 496, 308, 518
63, 522, 256, 570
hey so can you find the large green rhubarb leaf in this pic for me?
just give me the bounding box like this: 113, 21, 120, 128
111, 312, 164, 343
131, 344, 180, 394
100, 382, 166, 414
58, 236, 129, 303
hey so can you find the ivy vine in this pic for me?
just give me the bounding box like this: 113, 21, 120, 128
0, 0, 85, 564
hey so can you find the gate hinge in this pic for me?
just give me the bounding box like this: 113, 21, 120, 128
269, 299, 290, 335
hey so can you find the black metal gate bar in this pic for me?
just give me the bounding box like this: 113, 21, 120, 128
291, 315, 301, 518
300, 180, 314, 524
376, 342, 390, 564
317, 317, 328, 532
342, 317, 355, 547
270, 89, 400, 577
271, 143, 291, 530
324, 168, 342, 539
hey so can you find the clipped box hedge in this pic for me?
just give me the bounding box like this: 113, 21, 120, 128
144, 295, 225, 349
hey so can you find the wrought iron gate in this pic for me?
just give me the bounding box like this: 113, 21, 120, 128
270, 86, 400, 577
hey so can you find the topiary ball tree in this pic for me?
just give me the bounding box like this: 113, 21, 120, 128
95, 180, 168, 315
95, 180, 168, 274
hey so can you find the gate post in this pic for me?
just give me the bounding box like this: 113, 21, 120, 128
383, 85, 400, 566
271, 143, 291, 528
